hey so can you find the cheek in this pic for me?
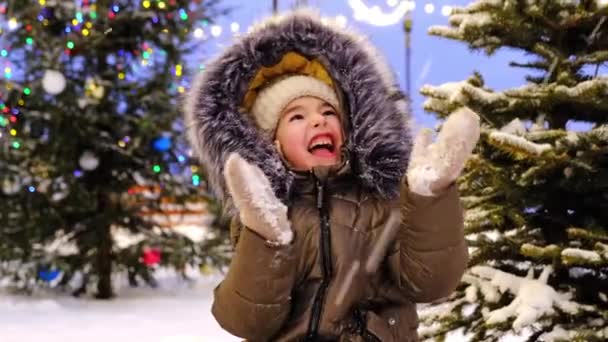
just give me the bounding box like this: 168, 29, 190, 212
330, 118, 344, 143
278, 125, 307, 154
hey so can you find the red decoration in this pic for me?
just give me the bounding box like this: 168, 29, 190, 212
142, 247, 161, 266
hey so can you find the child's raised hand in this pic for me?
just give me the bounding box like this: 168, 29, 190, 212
406, 107, 480, 196
224, 153, 293, 245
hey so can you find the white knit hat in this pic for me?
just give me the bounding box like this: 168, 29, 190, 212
250, 75, 340, 132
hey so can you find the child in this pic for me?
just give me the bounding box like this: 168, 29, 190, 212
185, 9, 479, 342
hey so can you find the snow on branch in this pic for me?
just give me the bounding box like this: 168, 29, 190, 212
561, 248, 603, 266
505, 76, 608, 100
464, 265, 584, 331
421, 80, 507, 111
428, 0, 502, 39
489, 131, 552, 156
520, 243, 560, 260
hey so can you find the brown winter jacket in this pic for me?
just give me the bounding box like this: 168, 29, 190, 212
212, 163, 468, 341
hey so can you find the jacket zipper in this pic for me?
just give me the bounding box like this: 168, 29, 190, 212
305, 179, 333, 341
353, 308, 382, 342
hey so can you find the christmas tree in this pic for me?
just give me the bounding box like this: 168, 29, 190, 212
419, 1, 608, 340
0, 0, 229, 299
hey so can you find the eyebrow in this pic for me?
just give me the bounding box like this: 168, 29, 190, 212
283, 105, 304, 116
318, 103, 335, 111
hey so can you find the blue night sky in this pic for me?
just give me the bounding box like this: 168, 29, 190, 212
189, 0, 565, 129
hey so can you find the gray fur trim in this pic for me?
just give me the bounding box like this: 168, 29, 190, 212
184, 9, 412, 211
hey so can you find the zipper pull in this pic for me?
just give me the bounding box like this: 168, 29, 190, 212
316, 180, 324, 209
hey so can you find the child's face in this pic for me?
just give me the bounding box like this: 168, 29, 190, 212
274, 96, 344, 171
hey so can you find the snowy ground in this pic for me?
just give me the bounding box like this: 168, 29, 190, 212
0, 270, 240, 342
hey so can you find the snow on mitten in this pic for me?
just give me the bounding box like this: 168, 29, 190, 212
224, 153, 293, 245
406, 107, 480, 196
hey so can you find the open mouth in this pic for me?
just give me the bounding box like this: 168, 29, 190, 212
308, 133, 336, 157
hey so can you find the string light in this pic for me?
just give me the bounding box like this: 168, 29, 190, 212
210, 25, 222, 37
1, 49, 8, 57
143, 1, 151, 9
8, 18, 18, 30
175, 64, 182, 77
11, 141, 20, 149
179, 9, 188, 21
153, 165, 161, 173
231, 22, 240, 33
336, 15, 348, 28
193, 27, 204, 39
192, 174, 200, 186
28, 186, 36, 193
349, 0, 413, 26
442, 5, 452, 16
424, 3, 435, 14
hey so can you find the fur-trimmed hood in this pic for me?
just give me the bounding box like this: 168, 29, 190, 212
185, 9, 412, 210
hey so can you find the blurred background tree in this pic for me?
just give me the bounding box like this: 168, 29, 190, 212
0, 0, 230, 299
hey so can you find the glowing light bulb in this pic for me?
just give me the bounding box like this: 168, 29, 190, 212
442, 5, 452, 16
210, 25, 222, 37
230, 22, 240, 33
194, 27, 204, 38
8, 18, 18, 30
336, 15, 348, 28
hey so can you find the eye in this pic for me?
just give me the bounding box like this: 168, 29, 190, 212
322, 110, 335, 116
289, 114, 304, 122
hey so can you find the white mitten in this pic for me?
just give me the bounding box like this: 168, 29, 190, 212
406, 107, 481, 196
224, 153, 293, 245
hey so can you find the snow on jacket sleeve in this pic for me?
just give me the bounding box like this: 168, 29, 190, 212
390, 182, 468, 303
211, 218, 298, 341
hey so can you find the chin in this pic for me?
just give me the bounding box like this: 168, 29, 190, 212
310, 157, 340, 168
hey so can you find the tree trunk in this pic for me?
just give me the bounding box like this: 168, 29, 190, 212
95, 193, 114, 299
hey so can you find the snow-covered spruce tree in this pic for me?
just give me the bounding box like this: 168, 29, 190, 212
419, 1, 608, 340
0, 1, 228, 299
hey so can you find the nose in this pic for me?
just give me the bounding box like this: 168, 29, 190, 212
310, 112, 326, 128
